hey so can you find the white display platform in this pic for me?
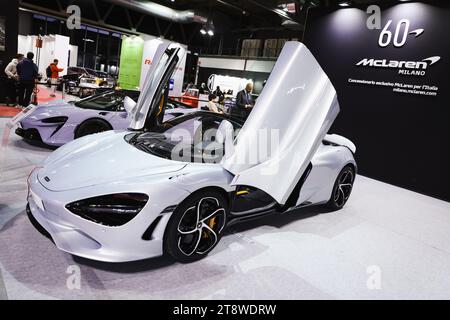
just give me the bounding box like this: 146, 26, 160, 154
0, 118, 449, 299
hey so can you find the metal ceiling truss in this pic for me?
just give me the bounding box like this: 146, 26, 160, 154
18, 0, 319, 50
18, 0, 195, 43
19, 0, 138, 35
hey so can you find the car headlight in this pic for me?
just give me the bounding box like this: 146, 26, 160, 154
41, 116, 68, 123
66, 193, 149, 227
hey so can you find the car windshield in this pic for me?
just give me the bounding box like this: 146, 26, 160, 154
67, 67, 83, 75
75, 91, 139, 111
85, 68, 99, 77
96, 71, 109, 78
126, 113, 241, 163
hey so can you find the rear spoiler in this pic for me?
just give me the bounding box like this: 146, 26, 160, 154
323, 134, 356, 153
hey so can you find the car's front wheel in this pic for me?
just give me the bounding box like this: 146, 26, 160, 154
164, 190, 228, 263
327, 165, 355, 210
75, 119, 111, 139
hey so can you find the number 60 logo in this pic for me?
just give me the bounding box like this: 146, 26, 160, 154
378, 19, 424, 48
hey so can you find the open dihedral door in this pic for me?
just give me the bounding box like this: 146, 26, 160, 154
222, 41, 340, 205
128, 41, 180, 130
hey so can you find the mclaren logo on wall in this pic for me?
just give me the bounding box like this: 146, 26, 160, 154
356, 56, 441, 76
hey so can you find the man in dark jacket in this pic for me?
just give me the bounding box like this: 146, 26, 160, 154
16, 52, 39, 107
232, 83, 253, 121
213, 86, 223, 98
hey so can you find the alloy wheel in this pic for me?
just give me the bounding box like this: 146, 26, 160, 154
177, 197, 226, 256
333, 168, 354, 208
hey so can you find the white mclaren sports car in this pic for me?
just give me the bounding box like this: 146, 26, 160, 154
27, 41, 357, 263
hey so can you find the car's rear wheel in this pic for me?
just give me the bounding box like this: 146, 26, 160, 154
327, 165, 355, 210
75, 119, 111, 139
164, 190, 228, 263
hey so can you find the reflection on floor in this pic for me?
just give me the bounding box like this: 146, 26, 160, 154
0, 118, 450, 299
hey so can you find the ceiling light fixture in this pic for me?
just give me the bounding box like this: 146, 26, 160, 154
338, 1, 351, 7
206, 20, 215, 37
200, 20, 214, 36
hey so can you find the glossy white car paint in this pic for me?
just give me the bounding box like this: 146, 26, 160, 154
27, 132, 353, 262
27, 41, 356, 262
324, 133, 356, 154
222, 42, 339, 204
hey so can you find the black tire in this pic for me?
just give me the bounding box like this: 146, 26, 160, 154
327, 165, 355, 211
75, 119, 111, 139
164, 190, 228, 263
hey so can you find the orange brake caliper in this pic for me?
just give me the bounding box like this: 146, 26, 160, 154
203, 217, 217, 238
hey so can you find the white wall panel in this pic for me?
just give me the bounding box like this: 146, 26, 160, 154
198, 57, 245, 70
139, 35, 187, 97
245, 60, 275, 73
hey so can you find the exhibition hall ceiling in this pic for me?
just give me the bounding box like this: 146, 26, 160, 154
17, 1, 445, 57
19, 0, 395, 39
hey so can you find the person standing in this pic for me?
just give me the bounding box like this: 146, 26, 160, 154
213, 86, 223, 98
185, 82, 196, 91
218, 95, 226, 113
4, 53, 24, 106
233, 83, 254, 121
199, 82, 207, 94
49, 59, 63, 97
16, 52, 38, 107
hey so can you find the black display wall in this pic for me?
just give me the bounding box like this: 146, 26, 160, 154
0, 0, 19, 103
303, 1, 450, 201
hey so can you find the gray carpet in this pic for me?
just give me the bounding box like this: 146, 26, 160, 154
0, 267, 7, 300
1, 119, 450, 299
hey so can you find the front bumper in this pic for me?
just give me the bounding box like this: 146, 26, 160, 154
16, 120, 66, 147
26, 169, 185, 262
15, 126, 43, 142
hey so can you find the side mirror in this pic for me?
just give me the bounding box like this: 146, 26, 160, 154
123, 96, 137, 114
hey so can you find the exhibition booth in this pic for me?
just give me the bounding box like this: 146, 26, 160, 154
17, 34, 77, 77
0, 0, 449, 304
13, 33, 187, 97
118, 34, 187, 97
303, 1, 449, 202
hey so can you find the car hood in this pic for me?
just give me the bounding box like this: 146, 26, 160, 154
38, 131, 186, 191
25, 101, 78, 121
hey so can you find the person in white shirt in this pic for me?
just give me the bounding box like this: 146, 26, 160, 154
5, 54, 23, 79
4, 54, 24, 106
206, 94, 222, 113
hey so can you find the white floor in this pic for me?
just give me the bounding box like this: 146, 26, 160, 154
0, 118, 450, 299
